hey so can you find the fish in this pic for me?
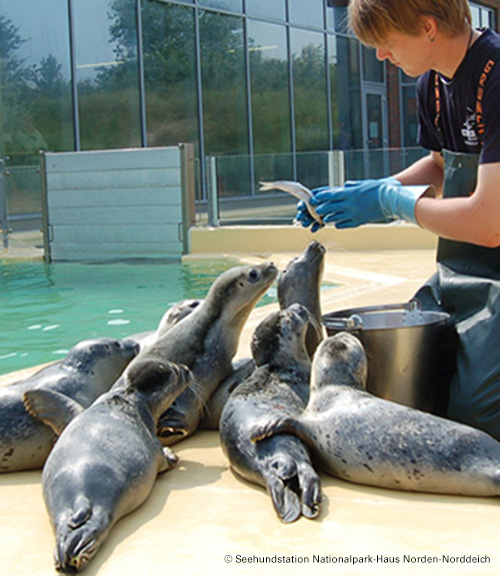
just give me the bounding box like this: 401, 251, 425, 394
259, 180, 323, 227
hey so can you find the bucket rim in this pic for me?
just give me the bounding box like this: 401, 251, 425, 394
322, 302, 451, 332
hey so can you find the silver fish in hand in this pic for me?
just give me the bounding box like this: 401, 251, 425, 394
259, 180, 323, 226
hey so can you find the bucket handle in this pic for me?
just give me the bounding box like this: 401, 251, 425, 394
323, 299, 421, 331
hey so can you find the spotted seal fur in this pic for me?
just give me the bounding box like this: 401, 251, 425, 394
0, 338, 138, 472
220, 304, 321, 522
25, 359, 192, 573
252, 332, 500, 497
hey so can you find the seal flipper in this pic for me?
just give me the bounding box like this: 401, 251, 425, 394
267, 475, 302, 523
157, 407, 190, 441
23, 390, 84, 436
250, 416, 297, 444
296, 462, 322, 519
265, 455, 302, 523
158, 446, 179, 473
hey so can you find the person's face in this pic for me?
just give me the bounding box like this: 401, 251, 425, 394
373, 30, 434, 77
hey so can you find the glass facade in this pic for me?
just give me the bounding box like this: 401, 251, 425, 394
0, 0, 73, 217
73, 0, 142, 150
142, 2, 198, 149
0, 0, 497, 226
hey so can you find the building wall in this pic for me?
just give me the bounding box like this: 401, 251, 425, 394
1, 0, 499, 225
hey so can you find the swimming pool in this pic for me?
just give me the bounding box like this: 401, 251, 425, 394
0, 258, 278, 376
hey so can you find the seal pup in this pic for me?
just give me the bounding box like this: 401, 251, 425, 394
25, 359, 192, 573
130, 263, 278, 445
252, 332, 500, 497
220, 304, 321, 522
0, 337, 138, 472
201, 242, 326, 430
278, 240, 325, 358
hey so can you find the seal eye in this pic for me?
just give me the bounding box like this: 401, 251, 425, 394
248, 269, 260, 283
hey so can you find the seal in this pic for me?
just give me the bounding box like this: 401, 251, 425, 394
220, 304, 321, 522
0, 337, 138, 473
252, 332, 500, 497
201, 242, 326, 430
24, 358, 192, 573
128, 262, 278, 445
277, 240, 325, 358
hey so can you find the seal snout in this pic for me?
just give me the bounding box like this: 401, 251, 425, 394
263, 262, 278, 281
286, 303, 310, 325
304, 239, 326, 261
121, 338, 140, 357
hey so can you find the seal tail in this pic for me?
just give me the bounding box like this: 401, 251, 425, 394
250, 416, 296, 444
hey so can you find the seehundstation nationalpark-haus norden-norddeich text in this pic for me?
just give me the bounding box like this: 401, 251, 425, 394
231, 554, 492, 565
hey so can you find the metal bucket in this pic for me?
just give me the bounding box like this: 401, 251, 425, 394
322, 301, 456, 414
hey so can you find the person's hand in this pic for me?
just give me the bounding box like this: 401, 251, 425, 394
310, 177, 428, 229
295, 187, 329, 233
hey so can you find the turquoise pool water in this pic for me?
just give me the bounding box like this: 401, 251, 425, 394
0, 258, 278, 376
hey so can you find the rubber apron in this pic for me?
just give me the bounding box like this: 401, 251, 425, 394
415, 149, 500, 439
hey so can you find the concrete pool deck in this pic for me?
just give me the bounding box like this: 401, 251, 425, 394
1, 225, 500, 575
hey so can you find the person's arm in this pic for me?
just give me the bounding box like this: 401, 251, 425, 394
394, 151, 444, 197
415, 160, 500, 248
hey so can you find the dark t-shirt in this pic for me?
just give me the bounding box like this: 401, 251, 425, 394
417, 28, 500, 164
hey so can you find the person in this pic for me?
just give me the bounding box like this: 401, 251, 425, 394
298, 0, 500, 440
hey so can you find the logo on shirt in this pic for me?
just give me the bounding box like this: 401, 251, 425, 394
461, 106, 479, 147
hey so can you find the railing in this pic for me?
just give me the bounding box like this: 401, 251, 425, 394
0, 159, 8, 249
1, 147, 428, 243
203, 147, 427, 226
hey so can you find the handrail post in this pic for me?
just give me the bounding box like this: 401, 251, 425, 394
0, 158, 8, 250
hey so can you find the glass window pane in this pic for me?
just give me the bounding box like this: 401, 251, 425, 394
402, 85, 418, 146
470, 5, 481, 28
326, 5, 350, 34
199, 11, 249, 194
288, 0, 324, 29
248, 20, 291, 182
291, 29, 328, 152
1, 0, 73, 162
248, 21, 290, 154
245, 0, 285, 21
362, 45, 384, 83
142, 2, 198, 150
330, 34, 362, 151
199, 0, 242, 13
73, 0, 141, 150
1, 0, 73, 218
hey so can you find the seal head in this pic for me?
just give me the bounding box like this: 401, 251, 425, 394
278, 241, 325, 357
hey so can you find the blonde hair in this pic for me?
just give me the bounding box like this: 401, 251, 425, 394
348, 0, 472, 45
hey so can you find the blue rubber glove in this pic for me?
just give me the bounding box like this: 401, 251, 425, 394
295, 187, 329, 233
311, 177, 428, 229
